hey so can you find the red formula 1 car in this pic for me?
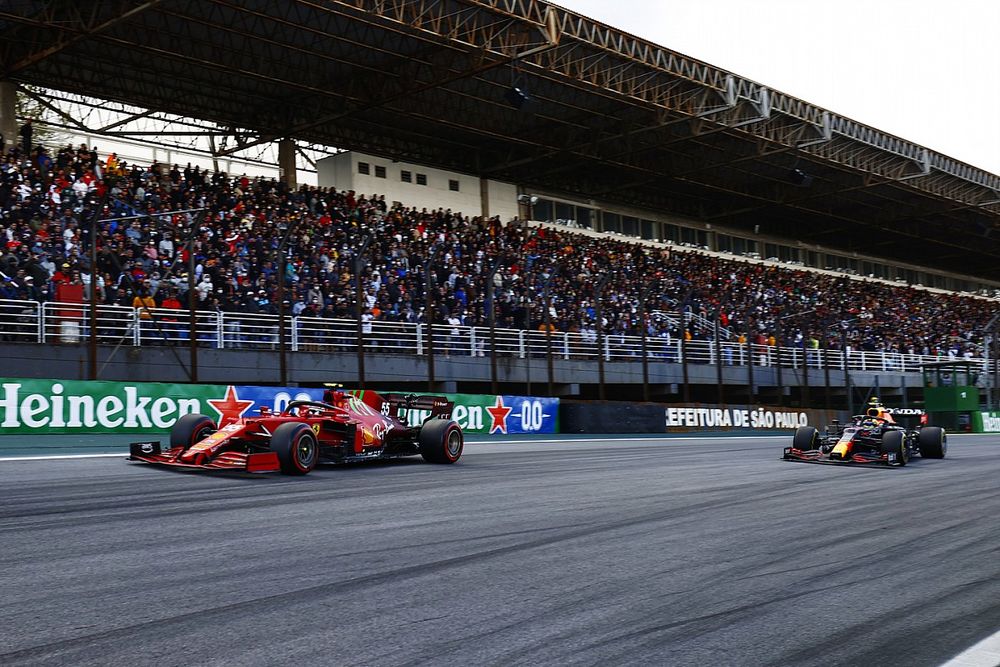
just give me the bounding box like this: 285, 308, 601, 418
129, 389, 464, 475
782, 400, 946, 466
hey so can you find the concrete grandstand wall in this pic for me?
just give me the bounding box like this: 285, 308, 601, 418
317, 151, 519, 221
0, 342, 921, 409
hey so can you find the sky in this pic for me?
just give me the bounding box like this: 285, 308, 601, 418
555, 0, 1000, 176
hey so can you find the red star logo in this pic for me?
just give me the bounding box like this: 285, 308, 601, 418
486, 396, 512, 434
207, 386, 254, 426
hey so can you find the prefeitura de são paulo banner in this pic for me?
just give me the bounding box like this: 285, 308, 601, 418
0, 379, 558, 435
664, 403, 845, 431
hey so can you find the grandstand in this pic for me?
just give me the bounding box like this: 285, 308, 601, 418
1, 1, 999, 410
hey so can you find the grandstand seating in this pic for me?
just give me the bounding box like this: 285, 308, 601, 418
1, 141, 995, 362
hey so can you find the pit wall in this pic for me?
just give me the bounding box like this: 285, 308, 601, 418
0, 378, 558, 435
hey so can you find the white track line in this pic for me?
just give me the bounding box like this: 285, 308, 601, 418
0, 436, 769, 462
0, 453, 126, 462
938, 629, 1000, 667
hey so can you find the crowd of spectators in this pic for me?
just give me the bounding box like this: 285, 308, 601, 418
1, 135, 997, 359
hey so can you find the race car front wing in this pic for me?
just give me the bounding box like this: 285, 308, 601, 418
782, 447, 900, 465
128, 441, 281, 473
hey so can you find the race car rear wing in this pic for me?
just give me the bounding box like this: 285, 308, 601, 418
380, 393, 454, 422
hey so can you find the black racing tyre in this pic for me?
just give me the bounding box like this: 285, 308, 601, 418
880, 430, 907, 466
169, 413, 217, 451
792, 426, 819, 451
917, 426, 947, 459
418, 419, 464, 464
270, 423, 318, 475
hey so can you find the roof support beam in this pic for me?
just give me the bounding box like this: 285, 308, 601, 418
2, 1, 166, 77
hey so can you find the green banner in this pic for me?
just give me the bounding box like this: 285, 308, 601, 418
0, 378, 228, 434
974, 412, 1000, 433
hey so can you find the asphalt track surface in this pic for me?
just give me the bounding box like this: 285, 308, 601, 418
1, 435, 998, 667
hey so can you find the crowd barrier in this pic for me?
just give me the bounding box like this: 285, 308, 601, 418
0, 298, 986, 374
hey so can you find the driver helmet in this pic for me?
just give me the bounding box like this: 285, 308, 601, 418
322, 388, 345, 405
866, 396, 883, 418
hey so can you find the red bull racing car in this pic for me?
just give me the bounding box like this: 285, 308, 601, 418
783, 399, 946, 466
129, 389, 463, 475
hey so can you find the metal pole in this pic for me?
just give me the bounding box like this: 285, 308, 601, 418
639, 279, 656, 403
714, 315, 723, 405
802, 335, 810, 408
681, 312, 690, 403
842, 328, 852, 415
274, 219, 298, 386
595, 273, 611, 401
823, 333, 832, 412
88, 210, 98, 380
486, 258, 502, 395
188, 214, 200, 383
355, 232, 374, 389
986, 335, 991, 414
525, 295, 532, 396
425, 244, 443, 392
775, 318, 784, 407
746, 333, 754, 407
986, 329, 1000, 414
679, 288, 693, 403
543, 265, 559, 397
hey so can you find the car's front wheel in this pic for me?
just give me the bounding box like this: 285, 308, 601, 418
792, 426, 818, 450
270, 423, 318, 475
170, 413, 217, 452
880, 430, 907, 466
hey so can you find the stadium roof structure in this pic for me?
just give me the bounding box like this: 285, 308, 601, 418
3, 0, 1000, 279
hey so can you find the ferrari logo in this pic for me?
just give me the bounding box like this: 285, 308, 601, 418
311, 424, 321, 434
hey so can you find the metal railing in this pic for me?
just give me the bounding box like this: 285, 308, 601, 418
0, 298, 989, 375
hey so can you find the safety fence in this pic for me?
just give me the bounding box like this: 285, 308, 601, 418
0, 298, 987, 374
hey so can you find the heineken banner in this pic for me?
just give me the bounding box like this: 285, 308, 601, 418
395, 392, 559, 435
0, 378, 317, 434
0, 378, 558, 435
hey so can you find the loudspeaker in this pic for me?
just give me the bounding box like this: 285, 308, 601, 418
789, 168, 814, 187
505, 86, 535, 112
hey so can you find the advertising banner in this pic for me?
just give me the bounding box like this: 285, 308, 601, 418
0, 378, 331, 435
402, 393, 559, 435
975, 412, 1000, 433
0, 379, 559, 435
664, 404, 845, 432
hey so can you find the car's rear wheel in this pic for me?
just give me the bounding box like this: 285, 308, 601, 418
792, 426, 818, 451
419, 419, 463, 464
270, 423, 318, 475
170, 414, 217, 452
917, 426, 947, 458
880, 430, 907, 465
